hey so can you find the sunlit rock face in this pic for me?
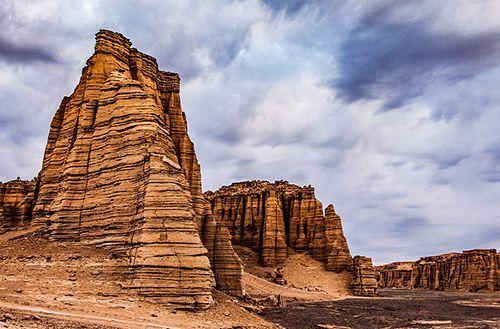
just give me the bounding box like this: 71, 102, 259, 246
206, 180, 354, 270
410, 249, 499, 292
6, 29, 243, 309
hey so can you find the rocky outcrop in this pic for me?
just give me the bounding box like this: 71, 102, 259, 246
352, 256, 378, 296
2, 30, 243, 309
0, 179, 36, 229
376, 262, 413, 288
410, 249, 499, 292
205, 180, 353, 272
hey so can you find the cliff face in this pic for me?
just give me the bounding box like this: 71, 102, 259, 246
6, 30, 243, 308
377, 250, 499, 292
410, 249, 499, 292
376, 262, 413, 288
205, 180, 353, 271
0, 179, 36, 229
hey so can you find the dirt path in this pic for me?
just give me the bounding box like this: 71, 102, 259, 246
259, 289, 500, 328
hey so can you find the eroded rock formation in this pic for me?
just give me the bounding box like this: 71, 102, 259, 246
376, 262, 413, 288
352, 256, 378, 296
205, 180, 353, 271
2, 30, 243, 309
206, 180, 378, 296
410, 249, 499, 292
0, 179, 36, 229
377, 250, 499, 292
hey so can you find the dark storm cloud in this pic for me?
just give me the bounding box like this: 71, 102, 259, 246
0, 37, 59, 64
262, 0, 309, 16
333, 2, 500, 111
391, 217, 428, 237
433, 154, 468, 170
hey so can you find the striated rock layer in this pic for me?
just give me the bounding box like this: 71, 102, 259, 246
377, 249, 499, 292
7, 30, 243, 308
410, 249, 499, 292
0, 179, 36, 229
376, 262, 413, 289
352, 256, 378, 296
205, 180, 353, 271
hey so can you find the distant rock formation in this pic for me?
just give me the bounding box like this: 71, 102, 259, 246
1, 30, 243, 309
206, 180, 377, 296
378, 249, 499, 292
376, 262, 413, 288
0, 179, 36, 229
411, 249, 499, 291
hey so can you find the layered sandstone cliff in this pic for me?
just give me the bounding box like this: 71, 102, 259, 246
205, 180, 353, 271
0, 179, 36, 229
206, 180, 378, 296
377, 249, 499, 292
2, 30, 243, 309
410, 249, 499, 292
376, 262, 413, 288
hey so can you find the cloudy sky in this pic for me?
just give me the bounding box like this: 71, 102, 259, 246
1, 0, 499, 264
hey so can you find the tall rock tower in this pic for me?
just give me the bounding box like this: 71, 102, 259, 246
31, 30, 242, 308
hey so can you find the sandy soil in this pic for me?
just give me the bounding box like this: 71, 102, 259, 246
0, 228, 274, 328
260, 289, 500, 328
235, 245, 351, 301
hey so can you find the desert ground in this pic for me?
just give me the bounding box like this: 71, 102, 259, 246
260, 289, 500, 329
2, 230, 497, 328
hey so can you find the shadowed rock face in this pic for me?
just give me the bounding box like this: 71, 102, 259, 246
2, 30, 243, 309
0, 179, 36, 229
205, 180, 353, 271
410, 249, 499, 292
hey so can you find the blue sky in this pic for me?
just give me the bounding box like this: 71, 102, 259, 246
0, 0, 499, 264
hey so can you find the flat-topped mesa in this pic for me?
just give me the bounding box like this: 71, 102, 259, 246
29, 29, 242, 309
205, 180, 353, 272
0, 179, 36, 229
411, 249, 499, 292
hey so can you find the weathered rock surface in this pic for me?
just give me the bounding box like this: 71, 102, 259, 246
205, 180, 353, 272
0, 179, 36, 229
376, 262, 413, 288
3, 30, 243, 308
352, 256, 378, 296
410, 249, 499, 292
377, 249, 499, 292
